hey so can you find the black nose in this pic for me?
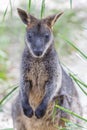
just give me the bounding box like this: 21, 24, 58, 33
33, 49, 43, 56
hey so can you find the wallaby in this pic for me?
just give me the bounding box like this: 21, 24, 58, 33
12, 8, 82, 130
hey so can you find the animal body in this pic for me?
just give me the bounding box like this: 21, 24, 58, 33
12, 8, 82, 130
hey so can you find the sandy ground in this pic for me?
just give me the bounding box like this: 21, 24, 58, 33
0, 0, 87, 129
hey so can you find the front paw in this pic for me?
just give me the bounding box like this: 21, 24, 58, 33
35, 104, 46, 119
23, 104, 33, 118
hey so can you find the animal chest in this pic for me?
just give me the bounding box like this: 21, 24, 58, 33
27, 61, 48, 109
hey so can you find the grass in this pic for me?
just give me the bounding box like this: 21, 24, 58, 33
2, 6, 8, 22
70, 73, 87, 95
0, 127, 13, 129
70, 0, 72, 9
0, 50, 8, 80
28, 0, 31, 12
55, 105, 87, 122
59, 34, 87, 59
40, 0, 45, 18
0, 86, 18, 106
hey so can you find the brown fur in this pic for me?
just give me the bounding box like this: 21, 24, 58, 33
12, 8, 82, 130
27, 60, 48, 109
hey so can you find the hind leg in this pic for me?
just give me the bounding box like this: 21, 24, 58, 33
11, 95, 26, 130
57, 94, 71, 126
57, 94, 82, 127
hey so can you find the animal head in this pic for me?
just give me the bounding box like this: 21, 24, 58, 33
17, 8, 63, 58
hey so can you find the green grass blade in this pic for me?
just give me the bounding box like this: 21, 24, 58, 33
59, 34, 87, 59
82, 26, 87, 30
2, 6, 8, 21
0, 128, 13, 130
28, 0, 31, 12
0, 50, 7, 59
63, 64, 87, 95
52, 100, 58, 122
70, 74, 87, 95
70, 0, 72, 9
0, 86, 18, 105
40, 0, 45, 19
61, 118, 87, 129
76, 82, 87, 95
55, 105, 87, 122
70, 73, 87, 89
9, 0, 13, 17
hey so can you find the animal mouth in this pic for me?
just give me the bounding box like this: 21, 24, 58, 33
33, 49, 43, 57
34, 51, 43, 56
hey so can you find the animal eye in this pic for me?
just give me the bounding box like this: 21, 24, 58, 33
44, 33, 49, 39
28, 33, 33, 39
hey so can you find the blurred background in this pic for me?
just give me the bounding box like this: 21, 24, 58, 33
0, 0, 87, 129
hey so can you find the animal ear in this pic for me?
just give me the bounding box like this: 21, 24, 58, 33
17, 8, 37, 25
17, 8, 29, 24
44, 12, 63, 27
